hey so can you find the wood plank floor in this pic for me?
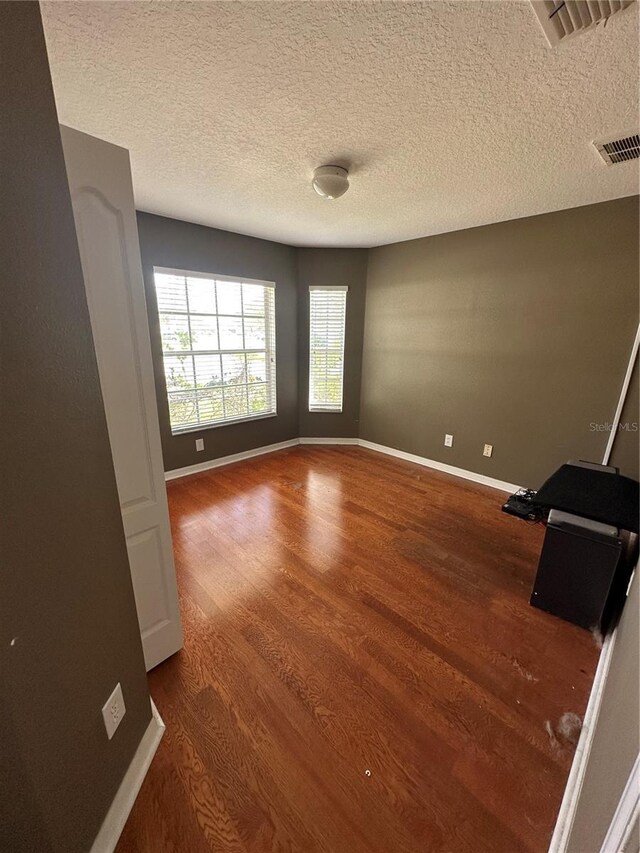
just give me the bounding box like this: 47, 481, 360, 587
117, 446, 598, 853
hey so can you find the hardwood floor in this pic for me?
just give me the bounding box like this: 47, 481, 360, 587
116, 446, 598, 853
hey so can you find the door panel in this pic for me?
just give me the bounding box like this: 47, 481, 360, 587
127, 528, 172, 636
72, 190, 156, 508
61, 126, 183, 670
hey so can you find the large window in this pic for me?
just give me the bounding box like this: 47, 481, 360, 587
153, 267, 276, 433
308, 286, 348, 412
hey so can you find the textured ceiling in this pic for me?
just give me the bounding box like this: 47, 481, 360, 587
42, 1, 639, 248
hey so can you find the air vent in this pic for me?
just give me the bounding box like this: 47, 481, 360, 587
531, 1, 636, 46
593, 134, 640, 165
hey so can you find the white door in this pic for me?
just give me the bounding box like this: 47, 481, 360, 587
61, 126, 183, 670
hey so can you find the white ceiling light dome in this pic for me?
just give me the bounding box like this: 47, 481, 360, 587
312, 165, 349, 199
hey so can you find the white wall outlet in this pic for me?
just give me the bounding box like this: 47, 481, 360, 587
195, 438, 204, 452
483, 444, 493, 458
444, 434, 454, 447
102, 682, 126, 740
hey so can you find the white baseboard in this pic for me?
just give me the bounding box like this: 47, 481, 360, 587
601, 752, 640, 853
548, 630, 618, 853
358, 439, 522, 493
165, 436, 522, 494
299, 436, 359, 445
90, 699, 165, 853
165, 438, 299, 481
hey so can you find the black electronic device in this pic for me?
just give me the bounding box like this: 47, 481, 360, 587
502, 488, 545, 523
530, 510, 625, 631
532, 461, 639, 533
501, 461, 638, 632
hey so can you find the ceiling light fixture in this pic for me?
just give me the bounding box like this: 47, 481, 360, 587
312, 165, 349, 200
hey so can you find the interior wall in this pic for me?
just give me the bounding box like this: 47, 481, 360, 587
359, 197, 640, 489
566, 571, 639, 852
0, 4, 151, 852
297, 248, 368, 438
137, 212, 298, 472
610, 352, 639, 479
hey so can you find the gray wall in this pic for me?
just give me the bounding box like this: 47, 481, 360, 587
297, 248, 368, 438
137, 212, 298, 472
610, 353, 639, 479
566, 571, 639, 852
360, 197, 640, 488
0, 4, 151, 852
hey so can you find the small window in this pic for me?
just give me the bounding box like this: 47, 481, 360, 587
153, 267, 276, 433
308, 286, 348, 412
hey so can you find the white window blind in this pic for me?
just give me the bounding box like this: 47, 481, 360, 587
153, 267, 277, 434
308, 286, 348, 412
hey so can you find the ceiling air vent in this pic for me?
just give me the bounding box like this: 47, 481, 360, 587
593, 134, 640, 165
531, 1, 636, 46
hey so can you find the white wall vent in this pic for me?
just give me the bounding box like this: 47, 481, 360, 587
531, 1, 636, 46
593, 134, 640, 165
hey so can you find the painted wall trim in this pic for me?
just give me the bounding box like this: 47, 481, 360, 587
358, 439, 522, 493
165, 438, 299, 480
164, 436, 522, 493
299, 437, 359, 445
602, 323, 640, 465
548, 629, 618, 853
600, 752, 640, 853
89, 699, 165, 853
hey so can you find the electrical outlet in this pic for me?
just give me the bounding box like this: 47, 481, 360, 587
102, 682, 126, 740
195, 438, 204, 452
483, 444, 493, 458
444, 434, 454, 447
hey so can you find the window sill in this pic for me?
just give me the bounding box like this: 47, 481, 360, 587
308, 407, 343, 414
171, 411, 278, 436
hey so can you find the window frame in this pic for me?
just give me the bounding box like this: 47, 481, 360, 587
153, 266, 277, 435
308, 285, 348, 414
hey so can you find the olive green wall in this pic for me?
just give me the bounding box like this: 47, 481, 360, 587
610, 353, 639, 479
360, 197, 640, 489
297, 248, 368, 438
137, 212, 299, 472
139, 200, 638, 483
0, 4, 151, 851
